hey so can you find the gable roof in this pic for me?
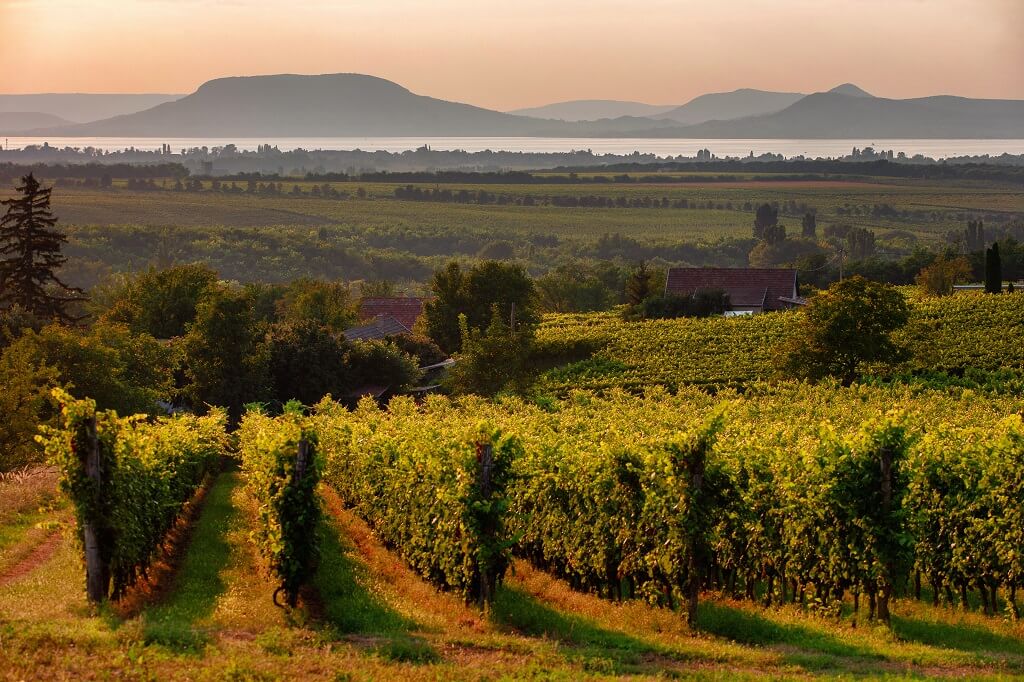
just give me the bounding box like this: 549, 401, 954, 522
665, 267, 797, 311
358, 297, 427, 330
343, 314, 411, 341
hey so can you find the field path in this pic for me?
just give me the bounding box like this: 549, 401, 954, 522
0, 528, 63, 588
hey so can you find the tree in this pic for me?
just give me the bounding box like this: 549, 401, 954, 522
965, 220, 985, 252
985, 243, 1002, 294
780, 276, 909, 386
801, 212, 817, 239
276, 278, 357, 333
753, 203, 778, 240
266, 320, 351, 405
181, 289, 270, 423
447, 308, 534, 397
638, 290, 730, 319
0, 338, 58, 471
915, 255, 971, 296
96, 264, 220, 338
625, 260, 656, 306
0, 174, 85, 322
846, 227, 877, 260
423, 261, 536, 353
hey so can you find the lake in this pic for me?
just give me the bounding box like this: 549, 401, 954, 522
2, 136, 1024, 159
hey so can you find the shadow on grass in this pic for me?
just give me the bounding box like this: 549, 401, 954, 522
892, 614, 1024, 657
491, 585, 685, 674
312, 513, 437, 664
141, 470, 238, 651
696, 600, 877, 665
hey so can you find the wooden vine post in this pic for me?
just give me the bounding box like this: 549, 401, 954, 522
80, 416, 109, 603
877, 445, 894, 625
477, 442, 494, 610
296, 437, 310, 485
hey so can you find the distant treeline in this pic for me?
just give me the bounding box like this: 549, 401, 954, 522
550, 160, 1024, 185
0, 162, 189, 183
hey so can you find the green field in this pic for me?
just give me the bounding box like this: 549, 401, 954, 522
2, 173, 1020, 288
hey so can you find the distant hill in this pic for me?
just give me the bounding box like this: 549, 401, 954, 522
27, 76, 1024, 139
40, 74, 573, 137
654, 88, 806, 125
828, 83, 873, 98
0, 112, 73, 134
662, 91, 1024, 139
0, 94, 182, 123
510, 100, 679, 122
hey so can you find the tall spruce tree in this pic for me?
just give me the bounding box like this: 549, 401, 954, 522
0, 174, 85, 322
985, 242, 1002, 294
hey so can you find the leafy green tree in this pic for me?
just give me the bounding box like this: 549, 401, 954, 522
535, 264, 617, 313
181, 289, 270, 423
625, 260, 656, 306
96, 264, 220, 338
266, 320, 350, 405
276, 278, 357, 333
753, 203, 778, 240
985, 243, 1002, 294
447, 308, 534, 397
638, 290, 730, 319
6, 321, 175, 416
0, 174, 85, 322
423, 261, 536, 353
346, 340, 422, 393
780, 276, 910, 386
0, 338, 58, 471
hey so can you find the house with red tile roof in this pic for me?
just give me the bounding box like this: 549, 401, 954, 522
665, 267, 802, 314
357, 297, 428, 331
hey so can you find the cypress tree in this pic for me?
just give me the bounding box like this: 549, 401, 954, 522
984, 243, 1002, 294
626, 260, 654, 306
0, 174, 85, 322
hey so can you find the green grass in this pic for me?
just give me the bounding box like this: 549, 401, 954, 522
142, 469, 237, 650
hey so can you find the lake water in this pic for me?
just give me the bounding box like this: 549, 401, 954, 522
2, 136, 1024, 159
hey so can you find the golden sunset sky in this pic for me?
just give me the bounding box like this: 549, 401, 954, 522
1, 0, 1021, 109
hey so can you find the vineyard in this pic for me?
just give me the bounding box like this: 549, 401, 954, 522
535, 291, 1024, 391
5, 308, 1024, 677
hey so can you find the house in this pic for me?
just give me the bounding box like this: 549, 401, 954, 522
665, 267, 802, 315
342, 314, 411, 341
357, 297, 428, 331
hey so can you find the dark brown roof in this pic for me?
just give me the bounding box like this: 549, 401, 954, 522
358, 297, 427, 330
665, 268, 797, 311
343, 314, 411, 341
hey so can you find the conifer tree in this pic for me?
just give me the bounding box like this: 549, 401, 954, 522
0, 174, 85, 322
626, 260, 654, 306
984, 243, 1002, 294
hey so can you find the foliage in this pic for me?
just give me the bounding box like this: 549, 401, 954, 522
448, 309, 534, 397
266, 320, 350, 405
0, 338, 58, 471
915, 255, 971, 296
0, 173, 85, 322
423, 260, 537, 353
37, 388, 226, 599
95, 264, 219, 338
985, 242, 1003, 293
534, 262, 623, 313
385, 332, 447, 367
781, 277, 910, 385
315, 396, 518, 603
5, 321, 176, 415
181, 289, 270, 423
636, 290, 730, 320
345, 339, 423, 394
237, 407, 321, 606
275, 277, 357, 334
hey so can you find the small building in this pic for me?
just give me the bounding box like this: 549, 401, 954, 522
343, 314, 411, 342
357, 297, 428, 330
665, 267, 802, 314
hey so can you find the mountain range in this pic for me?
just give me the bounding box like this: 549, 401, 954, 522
0, 94, 182, 125
6, 74, 1024, 139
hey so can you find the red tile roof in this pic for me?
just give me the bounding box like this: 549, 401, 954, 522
665, 268, 797, 311
358, 297, 427, 330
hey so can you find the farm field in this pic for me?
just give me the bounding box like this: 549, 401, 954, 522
534, 291, 1024, 391
5, 386, 1024, 681
1, 172, 1021, 287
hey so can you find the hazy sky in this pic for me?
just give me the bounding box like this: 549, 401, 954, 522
1, 0, 1021, 109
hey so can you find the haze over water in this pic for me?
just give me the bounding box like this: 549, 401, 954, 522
4, 137, 1024, 159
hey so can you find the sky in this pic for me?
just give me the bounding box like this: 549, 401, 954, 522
0, 0, 1022, 110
